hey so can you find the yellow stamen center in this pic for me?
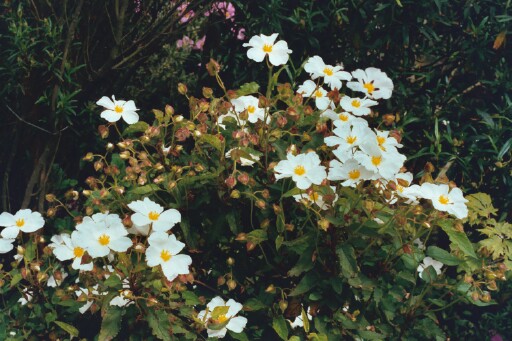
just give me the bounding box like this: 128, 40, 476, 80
339, 114, 348, 121
397, 185, 404, 193
98, 234, 110, 246
323, 68, 333, 76
247, 105, 256, 114
262, 44, 273, 53
15, 218, 25, 227
148, 211, 160, 221
371, 156, 382, 166
348, 169, 361, 180
314, 90, 323, 98
73, 247, 85, 258
351, 100, 361, 108
439, 195, 450, 205
217, 314, 229, 323
114, 105, 124, 114
160, 250, 172, 262
363, 82, 375, 93
346, 135, 357, 144
377, 136, 386, 145
309, 192, 320, 201
294, 165, 306, 176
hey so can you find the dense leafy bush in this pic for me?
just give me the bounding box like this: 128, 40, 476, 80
1, 34, 511, 339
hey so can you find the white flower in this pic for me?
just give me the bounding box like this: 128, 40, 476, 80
75, 285, 103, 314
146, 232, 192, 282
74, 213, 132, 258
231, 95, 267, 123
47, 270, 68, 288
297, 80, 333, 110
340, 96, 378, 116
96, 95, 139, 124
417, 183, 468, 219
128, 197, 181, 234
327, 158, 375, 187
354, 140, 406, 180
0, 209, 44, 239
417, 257, 443, 280
347, 67, 394, 100
225, 148, 260, 167
274, 152, 327, 190
18, 288, 33, 306
198, 296, 248, 338
321, 110, 368, 127
324, 120, 373, 159
304, 55, 351, 90
49, 233, 93, 271
110, 286, 134, 308
293, 186, 338, 210
0, 238, 15, 254
288, 306, 313, 329
413, 238, 425, 251
375, 130, 402, 153
243, 33, 292, 66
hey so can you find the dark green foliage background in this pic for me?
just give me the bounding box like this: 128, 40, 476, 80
0, 0, 511, 339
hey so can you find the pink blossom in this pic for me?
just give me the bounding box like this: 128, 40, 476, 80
178, 2, 195, 23
176, 36, 194, 49
194, 35, 206, 50
236, 28, 246, 40
206, 2, 235, 21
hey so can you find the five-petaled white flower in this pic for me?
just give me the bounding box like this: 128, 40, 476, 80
198, 296, 248, 338
321, 110, 368, 127
327, 158, 375, 187
293, 186, 338, 210
0, 209, 44, 239
74, 213, 132, 258
128, 197, 181, 234
417, 183, 468, 219
297, 80, 333, 110
340, 96, 378, 116
49, 233, 93, 271
417, 256, 443, 280
96, 95, 139, 124
304, 55, 351, 90
243, 33, 292, 66
347, 67, 394, 100
145, 232, 192, 282
0, 238, 15, 254
231, 95, 267, 123
274, 152, 327, 190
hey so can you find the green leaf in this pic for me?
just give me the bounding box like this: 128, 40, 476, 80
246, 229, 268, 245
426, 246, 463, 266
438, 221, 478, 259
123, 121, 149, 135
229, 330, 249, 341
276, 235, 284, 250
24, 242, 36, 261
10, 271, 22, 288
147, 309, 172, 341
181, 291, 200, 305
197, 133, 223, 152
98, 306, 124, 341
272, 315, 289, 340
289, 272, 319, 296
336, 245, 358, 278
244, 298, 267, 311
466, 193, 497, 224
54, 321, 79, 337
103, 274, 122, 288
283, 187, 302, 198
128, 184, 160, 195
236, 82, 260, 96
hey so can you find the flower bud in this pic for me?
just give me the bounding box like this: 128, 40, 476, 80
230, 190, 241, 199
227, 279, 237, 290
226, 257, 235, 266
255, 200, 266, 210
206, 58, 221, 76
279, 300, 288, 312
178, 83, 188, 95
202, 87, 214, 98
83, 152, 94, 162
318, 218, 330, 231
45, 194, 56, 202
98, 125, 109, 139
225, 176, 237, 188
217, 276, 226, 286
265, 284, 276, 293
235, 233, 246, 241
46, 207, 57, 218
246, 241, 256, 252
382, 114, 396, 126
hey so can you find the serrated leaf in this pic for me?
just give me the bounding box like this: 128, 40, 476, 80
426, 246, 463, 266
54, 321, 79, 337
289, 272, 319, 296
236, 82, 260, 96
123, 121, 149, 135
466, 193, 497, 224
438, 220, 478, 259
98, 306, 123, 341
272, 315, 288, 340
246, 229, 267, 245
244, 298, 267, 311
197, 134, 223, 152
147, 309, 172, 341
128, 184, 160, 195
336, 245, 358, 278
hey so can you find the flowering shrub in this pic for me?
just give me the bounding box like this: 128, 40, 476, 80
0, 33, 511, 340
